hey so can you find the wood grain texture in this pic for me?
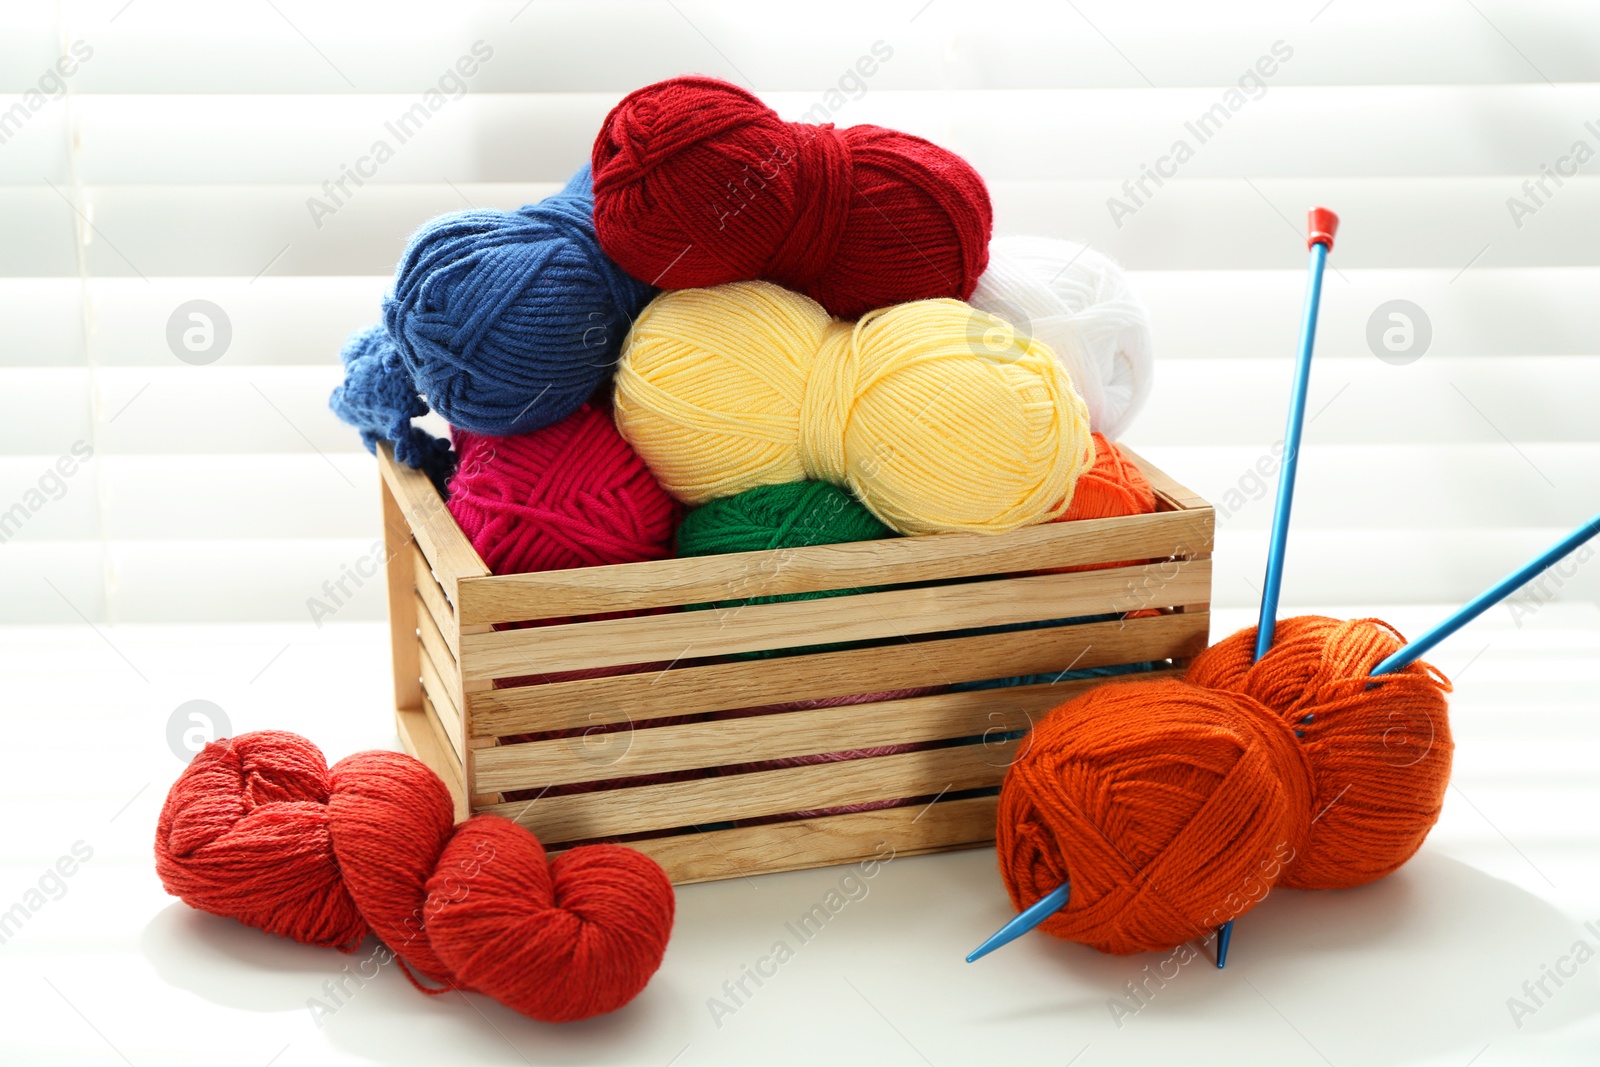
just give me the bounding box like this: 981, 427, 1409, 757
459, 559, 1211, 679
396, 700, 468, 823
468, 609, 1209, 738
554, 795, 1001, 885
414, 592, 459, 702
1119, 443, 1215, 516
411, 544, 457, 660
376, 442, 488, 604
482, 739, 1016, 842
418, 637, 464, 765
456, 507, 1212, 625
472, 672, 1180, 791
380, 474, 421, 715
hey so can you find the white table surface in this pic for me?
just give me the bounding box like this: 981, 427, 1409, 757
3, 604, 1598, 1067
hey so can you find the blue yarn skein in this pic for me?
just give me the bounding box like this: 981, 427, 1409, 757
330, 324, 456, 487
330, 164, 654, 465
385, 164, 654, 435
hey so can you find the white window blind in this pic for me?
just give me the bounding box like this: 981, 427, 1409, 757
4, 0, 1597, 623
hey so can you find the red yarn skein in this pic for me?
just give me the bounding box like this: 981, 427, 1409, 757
996, 617, 1452, 955
591, 76, 992, 318
155, 731, 675, 1023
448, 403, 680, 576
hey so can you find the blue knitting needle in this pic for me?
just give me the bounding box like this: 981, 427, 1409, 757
1369, 509, 1600, 679
966, 882, 1070, 963
966, 208, 1340, 968
967, 516, 1599, 967
1212, 207, 1342, 968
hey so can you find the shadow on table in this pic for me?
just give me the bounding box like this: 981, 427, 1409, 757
141, 903, 692, 1065
965, 851, 1599, 1064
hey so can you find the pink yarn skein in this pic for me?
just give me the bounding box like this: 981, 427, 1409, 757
448, 404, 680, 575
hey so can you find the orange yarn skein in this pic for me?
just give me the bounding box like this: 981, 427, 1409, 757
996, 617, 1452, 955
1055, 433, 1155, 522
1187, 616, 1455, 890
1048, 433, 1157, 575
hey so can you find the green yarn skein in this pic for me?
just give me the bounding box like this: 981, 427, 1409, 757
676, 483, 897, 659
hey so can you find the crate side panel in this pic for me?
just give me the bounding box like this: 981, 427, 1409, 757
473, 672, 1182, 790
458, 507, 1213, 625
469, 610, 1210, 737
460, 560, 1212, 678
378, 443, 488, 603
576, 795, 1001, 885
411, 544, 458, 659
484, 740, 1017, 843
397, 700, 468, 823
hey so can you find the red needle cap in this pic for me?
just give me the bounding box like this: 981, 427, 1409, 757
1308, 207, 1339, 250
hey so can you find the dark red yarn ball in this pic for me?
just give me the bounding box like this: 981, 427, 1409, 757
447, 403, 681, 576
591, 76, 992, 318
154, 731, 675, 1023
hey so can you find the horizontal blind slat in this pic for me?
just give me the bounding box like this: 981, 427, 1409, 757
29, 0, 1600, 93
6, 178, 1596, 276
50, 86, 1600, 186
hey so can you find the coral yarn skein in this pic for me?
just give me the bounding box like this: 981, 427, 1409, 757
155, 731, 674, 1023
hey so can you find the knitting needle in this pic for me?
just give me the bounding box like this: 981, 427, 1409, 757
964, 514, 1599, 969
1255, 207, 1339, 659
1369, 509, 1600, 679
965, 209, 1342, 968
965, 882, 1070, 963
1214, 206, 1342, 968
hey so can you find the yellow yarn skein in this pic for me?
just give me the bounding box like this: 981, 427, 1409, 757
614, 281, 1093, 536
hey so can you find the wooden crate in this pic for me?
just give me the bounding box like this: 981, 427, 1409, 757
377, 443, 1213, 884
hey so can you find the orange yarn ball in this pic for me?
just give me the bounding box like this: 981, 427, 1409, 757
997, 678, 1312, 954
1056, 433, 1155, 522
1049, 433, 1157, 575
1186, 616, 1454, 890
996, 617, 1453, 955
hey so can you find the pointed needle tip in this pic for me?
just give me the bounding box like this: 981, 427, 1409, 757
965, 881, 1070, 963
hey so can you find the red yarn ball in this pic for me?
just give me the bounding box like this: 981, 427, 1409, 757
155, 731, 674, 1023
591, 76, 992, 318
447, 403, 680, 576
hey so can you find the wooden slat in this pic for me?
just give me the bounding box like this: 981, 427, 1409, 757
411, 544, 457, 660
380, 473, 422, 714
376, 442, 488, 604
473, 673, 1179, 791
469, 610, 1208, 737
415, 591, 459, 696
566, 795, 1001, 886
396, 700, 467, 823
485, 739, 1016, 843
456, 506, 1212, 625
460, 559, 1211, 679
1118, 444, 1214, 514
418, 638, 464, 765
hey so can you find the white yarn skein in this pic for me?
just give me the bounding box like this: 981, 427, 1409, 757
969, 236, 1154, 441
